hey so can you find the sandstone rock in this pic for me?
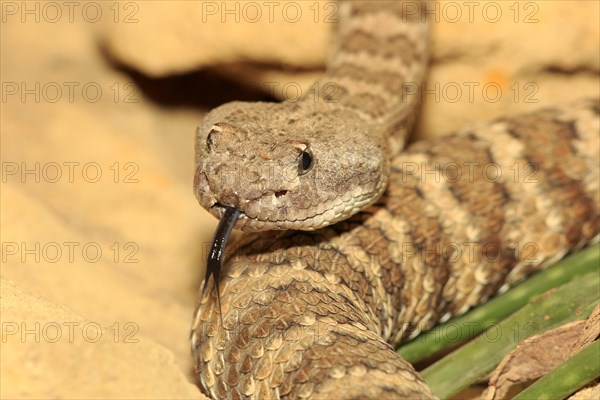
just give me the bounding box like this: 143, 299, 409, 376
419, 0, 600, 136
99, 1, 329, 75
1, 278, 207, 399
2, 10, 214, 397
98, 1, 599, 137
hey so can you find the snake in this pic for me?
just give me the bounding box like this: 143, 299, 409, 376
190, 1, 600, 398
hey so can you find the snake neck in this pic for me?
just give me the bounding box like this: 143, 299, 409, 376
296, 0, 430, 153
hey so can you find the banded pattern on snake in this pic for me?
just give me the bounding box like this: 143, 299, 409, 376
191, 1, 600, 398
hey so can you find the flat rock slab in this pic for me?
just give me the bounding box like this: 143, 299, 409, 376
99, 1, 600, 136
1, 279, 206, 399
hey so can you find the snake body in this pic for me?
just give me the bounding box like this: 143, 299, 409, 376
191, 1, 600, 398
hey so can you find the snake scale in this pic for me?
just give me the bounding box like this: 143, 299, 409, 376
191, 1, 600, 398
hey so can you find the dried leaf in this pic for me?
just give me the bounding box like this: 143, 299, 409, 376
571, 304, 600, 354
480, 320, 586, 400
568, 381, 600, 400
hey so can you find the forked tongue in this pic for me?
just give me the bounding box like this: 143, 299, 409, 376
204, 206, 241, 324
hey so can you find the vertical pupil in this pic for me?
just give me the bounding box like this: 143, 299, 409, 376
301, 151, 312, 170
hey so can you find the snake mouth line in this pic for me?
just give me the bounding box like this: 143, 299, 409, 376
210, 201, 331, 228
210, 202, 284, 231
210, 203, 280, 231
209, 189, 382, 232
210, 201, 324, 231
211, 203, 250, 223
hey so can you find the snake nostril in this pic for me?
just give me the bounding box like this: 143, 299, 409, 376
274, 190, 288, 198
206, 130, 216, 152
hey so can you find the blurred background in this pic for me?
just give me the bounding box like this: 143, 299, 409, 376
1, 1, 598, 398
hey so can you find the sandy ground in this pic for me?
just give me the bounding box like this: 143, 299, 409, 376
1, 1, 598, 399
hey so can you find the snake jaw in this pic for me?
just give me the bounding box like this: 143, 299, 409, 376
207, 173, 387, 232
210, 202, 268, 231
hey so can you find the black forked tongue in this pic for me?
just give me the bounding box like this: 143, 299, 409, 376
203, 206, 241, 324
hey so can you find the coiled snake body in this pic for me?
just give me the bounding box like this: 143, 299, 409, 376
191, 1, 600, 398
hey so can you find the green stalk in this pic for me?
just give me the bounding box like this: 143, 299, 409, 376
420, 271, 600, 399
397, 244, 600, 363
513, 340, 600, 400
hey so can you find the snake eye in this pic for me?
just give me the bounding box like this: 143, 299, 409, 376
298, 149, 313, 175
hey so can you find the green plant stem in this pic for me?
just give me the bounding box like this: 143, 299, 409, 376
420, 271, 600, 399
397, 244, 600, 363
513, 340, 600, 400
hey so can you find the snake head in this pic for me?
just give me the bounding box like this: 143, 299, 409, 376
194, 101, 389, 231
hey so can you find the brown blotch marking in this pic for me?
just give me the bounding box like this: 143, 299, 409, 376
279, 372, 293, 396
217, 379, 228, 398
235, 326, 251, 349
294, 367, 310, 384
278, 240, 378, 330
227, 365, 239, 386
414, 135, 518, 308
328, 63, 409, 95
387, 175, 453, 326
508, 114, 598, 246
222, 342, 241, 365
239, 306, 260, 324
309, 367, 327, 386
325, 229, 384, 320
426, 134, 509, 236
338, 92, 390, 119
252, 321, 271, 338
318, 83, 349, 103
349, 0, 426, 23
340, 29, 421, 61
